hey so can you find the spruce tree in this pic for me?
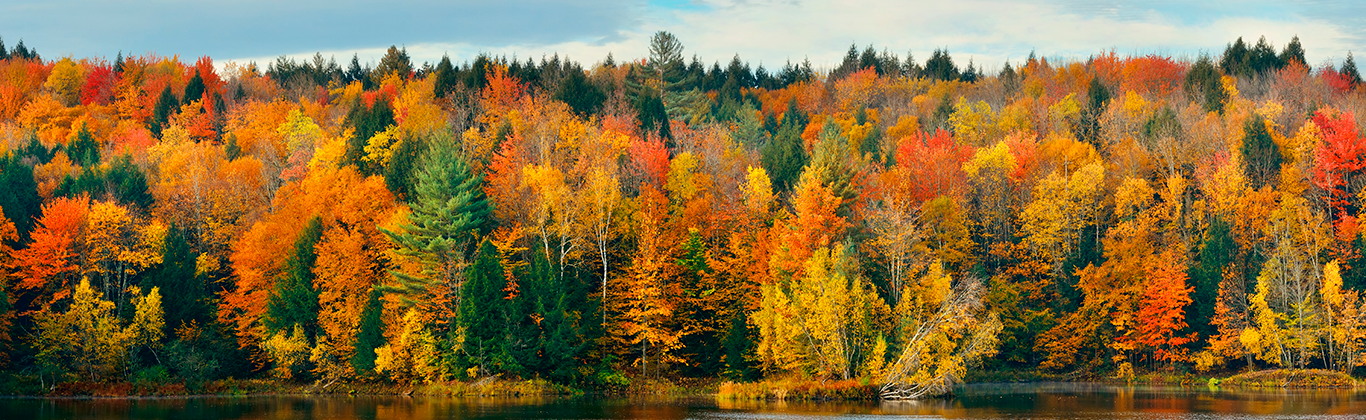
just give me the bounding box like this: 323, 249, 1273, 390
350, 288, 385, 375
142, 224, 206, 334
1343, 52, 1362, 88
150, 85, 178, 137
459, 239, 508, 374
433, 55, 457, 99
183, 72, 205, 106
380, 141, 492, 309
264, 216, 324, 338
1241, 115, 1281, 190
0, 154, 40, 242
67, 125, 101, 166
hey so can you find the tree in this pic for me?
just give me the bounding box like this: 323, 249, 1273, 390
141, 224, 208, 336
349, 288, 385, 375
881, 264, 1000, 399
1185, 55, 1227, 114
264, 216, 323, 339
459, 239, 508, 374
924, 49, 960, 82
150, 85, 178, 138
1242, 117, 1281, 190
0, 154, 41, 242
32, 279, 162, 384
381, 141, 492, 326
372, 46, 413, 84
1124, 251, 1196, 365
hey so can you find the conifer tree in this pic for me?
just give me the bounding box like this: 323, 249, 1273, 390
381, 141, 492, 311
459, 239, 508, 373
350, 288, 384, 374
264, 216, 323, 339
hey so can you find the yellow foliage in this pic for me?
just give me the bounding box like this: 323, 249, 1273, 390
44, 57, 85, 106
963, 141, 1016, 179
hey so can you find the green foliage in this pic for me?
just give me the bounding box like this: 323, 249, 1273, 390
553, 67, 606, 118
141, 224, 207, 334
924, 48, 961, 82
383, 132, 426, 200
54, 154, 153, 210
722, 311, 757, 380
372, 45, 413, 83
0, 153, 41, 242
66, 125, 101, 166
433, 55, 457, 99
459, 240, 509, 374
381, 140, 492, 306
1241, 115, 1281, 190
345, 99, 396, 175
183, 72, 205, 106
1186, 55, 1227, 114
760, 101, 808, 196
1190, 217, 1234, 340
635, 90, 672, 141
150, 85, 178, 137
264, 216, 323, 339
350, 288, 385, 375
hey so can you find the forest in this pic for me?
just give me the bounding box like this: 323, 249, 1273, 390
0, 31, 1365, 397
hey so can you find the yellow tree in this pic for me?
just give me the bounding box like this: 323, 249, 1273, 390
1020, 161, 1105, 280
881, 263, 1001, 399
753, 245, 889, 380
617, 185, 681, 377
1321, 260, 1366, 372
32, 279, 162, 384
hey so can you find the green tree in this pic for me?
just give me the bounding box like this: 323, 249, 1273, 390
924, 48, 960, 82
0, 154, 41, 242
141, 224, 207, 334
372, 45, 413, 83
67, 125, 101, 166
264, 216, 324, 339
1186, 55, 1227, 114
381, 141, 492, 311
433, 55, 457, 99
1241, 115, 1281, 190
459, 239, 508, 374
350, 288, 385, 375
150, 85, 178, 137
1280, 35, 1306, 67
183, 71, 205, 106
760, 100, 808, 196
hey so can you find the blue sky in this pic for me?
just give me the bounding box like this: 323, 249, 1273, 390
2, 0, 1363, 72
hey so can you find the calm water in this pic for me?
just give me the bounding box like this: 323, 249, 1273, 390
2, 382, 1364, 419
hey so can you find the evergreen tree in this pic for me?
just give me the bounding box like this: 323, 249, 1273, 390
1189, 217, 1233, 340
1280, 35, 1306, 67
1185, 55, 1227, 114
553, 66, 606, 118
0, 36, 7, 61
150, 85, 178, 137
924, 48, 960, 81
349, 288, 385, 375
761, 100, 808, 196
433, 55, 457, 99
1343, 52, 1362, 88
722, 311, 756, 380
142, 224, 207, 334
1241, 114, 1281, 190
345, 99, 395, 174
459, 239, 509, 374
1220, 37, 1250, 77
183, 72, 205, 106
383, 133, 426, 200
67, 125, 101, 166
635, 90, 672, 141
372, 45, 413, 83
264, 216, 324, 338
0, 154, 40, 242
380, 141, 492, 308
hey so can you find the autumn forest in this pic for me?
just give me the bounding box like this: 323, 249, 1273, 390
0, 32, 1364, 397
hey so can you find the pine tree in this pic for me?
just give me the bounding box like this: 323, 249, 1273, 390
142, 224, 206, 334
67, 125, 101, 166
433, 55, 457, 99
1343, 52, 1363, 88
183, 72, 205, 106
1280, 35, 1306, 67
264, 216, 324, 338
381, 141, 492, 312
150, 85, 178, 137
350, 287, 385, 375
459, 239, 507, 374
0, 154, 42, 242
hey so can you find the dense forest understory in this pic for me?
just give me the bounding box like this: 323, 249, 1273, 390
0, 32, 1365, 398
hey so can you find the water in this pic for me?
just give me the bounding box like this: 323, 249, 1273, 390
1, 382, 1363, 419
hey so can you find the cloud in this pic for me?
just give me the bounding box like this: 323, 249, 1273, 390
1, 0, 640, 60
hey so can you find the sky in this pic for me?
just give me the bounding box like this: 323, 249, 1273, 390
2, 0, 1364, 73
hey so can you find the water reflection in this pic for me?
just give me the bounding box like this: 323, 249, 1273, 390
2, 382, 1364, 419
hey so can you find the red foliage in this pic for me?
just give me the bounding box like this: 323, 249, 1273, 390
80, 64, 116, 106
892, 129, 974, 203
628, 136, 670, 188
1311, 108, 1365, 223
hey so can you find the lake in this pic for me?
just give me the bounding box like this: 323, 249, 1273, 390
2, 382, 1363, 419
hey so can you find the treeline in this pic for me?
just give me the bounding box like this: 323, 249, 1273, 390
0, 32, 1365, 395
